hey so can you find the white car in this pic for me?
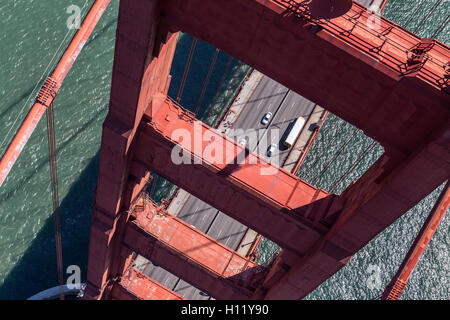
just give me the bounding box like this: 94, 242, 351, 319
261, 112, 272, 125
267, 143, 277, 157
238, 138, 247, 146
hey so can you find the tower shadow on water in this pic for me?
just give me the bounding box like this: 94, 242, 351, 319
0, 153, 100, 300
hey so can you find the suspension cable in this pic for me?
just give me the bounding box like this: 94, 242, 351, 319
176, 37, 198, 103
0, 0, 91, 153
194, 48, 220, 116
204, 56, 234, 124
310, 128, 360, 185
45, 100, 65, 300
303, 121, 347, 180
329, 141, 377, 193
413, 0, 443, 34
0, 0, 110, 190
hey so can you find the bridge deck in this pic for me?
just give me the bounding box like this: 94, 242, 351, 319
123, 200, 260, 299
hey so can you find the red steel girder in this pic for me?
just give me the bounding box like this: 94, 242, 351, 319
132, 98, 344, 255
0, 0, 111, 188
123, 200, 262, 300
160, 0, 450, 158
381, 180, 450, 300
112, 267, 185, 300
261, 119, 450, 299
85, 0, 178, 299
86, 0, 450, 300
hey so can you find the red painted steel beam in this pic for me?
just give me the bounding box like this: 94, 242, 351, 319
160, 0, 450, 158
0, 0, 110, 188
123, 200, 261, 299
86, 0, 450, 300
260, 119, 450, 299
133, 98, 344, 255
85, 0, 178, 300
379, 0, 390, 14
381, 180, 450, 300
112, 267, 185, 300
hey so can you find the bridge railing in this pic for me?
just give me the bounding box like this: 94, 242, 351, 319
270, 0, 449, 90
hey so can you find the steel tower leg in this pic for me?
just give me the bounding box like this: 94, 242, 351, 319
85, 0, 177, 299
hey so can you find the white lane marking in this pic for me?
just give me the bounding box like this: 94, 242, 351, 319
255, 99, 263, 109
277, 86, 284, 94
281, 101, 297, 124
289, 101, 297, 113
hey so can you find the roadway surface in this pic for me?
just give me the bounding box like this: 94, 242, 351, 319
141, 76, 316, 299
139, 0, 379, 300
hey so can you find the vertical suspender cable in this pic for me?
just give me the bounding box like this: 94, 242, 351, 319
45, 100, 65, 300
205, 56, 234, 123
329, 141, 377, 193
176, 38, 198, 103
431, 14, 449, 38
0, 0, 111, 189
0, 0, 91, 154
0, 0, 110, 299
310, 128, 360, 185
404, 0, 426, 28
194, 48, 220, 116
413, 0, 443, 33
303, 121, 347, 180
149, 175, 158, 199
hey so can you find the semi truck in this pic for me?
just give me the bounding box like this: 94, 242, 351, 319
283, 116, 306, 148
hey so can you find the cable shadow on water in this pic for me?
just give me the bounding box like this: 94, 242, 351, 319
0, 107, 106, 204
0, 86, 36, 122
0, 152, 100, 300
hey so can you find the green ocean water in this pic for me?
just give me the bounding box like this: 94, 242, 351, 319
0, 0, 448, 299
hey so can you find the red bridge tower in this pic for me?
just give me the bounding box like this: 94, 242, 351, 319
85, 0, 450, 300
